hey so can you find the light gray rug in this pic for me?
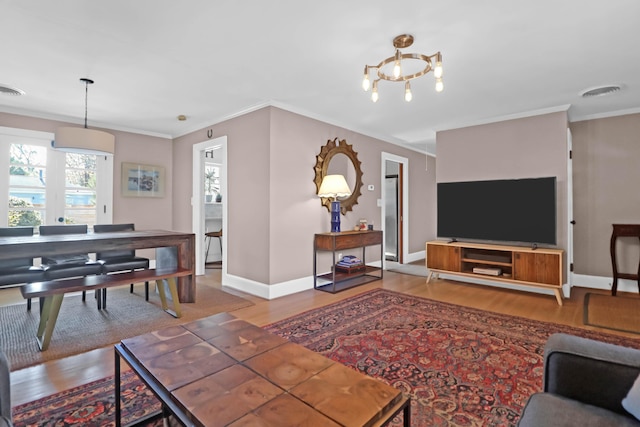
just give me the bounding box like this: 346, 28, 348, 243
0, 284, 253, 371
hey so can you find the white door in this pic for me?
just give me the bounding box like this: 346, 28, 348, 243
0, 128, 113, 229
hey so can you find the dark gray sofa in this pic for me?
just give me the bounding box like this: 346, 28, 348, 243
0, 349, 12, 427
519, 333, 640, 427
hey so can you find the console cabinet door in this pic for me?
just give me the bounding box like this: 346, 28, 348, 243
427, 244, 461, 272
513, 252, 560, 286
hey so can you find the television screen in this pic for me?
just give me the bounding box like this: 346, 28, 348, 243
437, 177, 557, 245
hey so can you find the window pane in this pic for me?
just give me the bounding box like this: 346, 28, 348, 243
8, 143, 47, 226
9, 189, 46, 207
65, 189, 96, 208
10, 144, 47, 168
63, 209, 95, 227
64, 152, 97, 226
7, 208, 43, 227
10, 166, 46, 187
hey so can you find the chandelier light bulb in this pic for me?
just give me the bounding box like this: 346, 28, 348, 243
434, 52, 443, 78
435, 77, 444, 92
434, 62, 443, 78
362, 67, 370, 91
393, 50, 402, 79
372, 81, 379, 102
404, 81, 412, 102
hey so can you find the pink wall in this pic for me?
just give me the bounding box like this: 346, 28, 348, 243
172, 108, 272, 284
436, 112, 569, 256
571, 113, 640, 277
174, 107, 434, 286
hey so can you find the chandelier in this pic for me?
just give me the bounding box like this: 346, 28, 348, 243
362, 34, 443, 102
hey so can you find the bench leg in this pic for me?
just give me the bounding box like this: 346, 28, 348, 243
36, 294, 64, 351
156, 278, 182, 318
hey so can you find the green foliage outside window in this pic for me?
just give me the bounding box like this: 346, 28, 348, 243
8, 197, 42, 227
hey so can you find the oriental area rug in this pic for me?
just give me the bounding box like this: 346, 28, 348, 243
12, 289, 640, 427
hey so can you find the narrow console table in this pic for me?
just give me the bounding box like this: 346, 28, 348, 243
313, 230, 383, 293
610, 224, 640, 296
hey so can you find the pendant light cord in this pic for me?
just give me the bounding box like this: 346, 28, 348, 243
84, 80, 89, 129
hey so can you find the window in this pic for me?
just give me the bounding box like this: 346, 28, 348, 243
0, 128, 113, 228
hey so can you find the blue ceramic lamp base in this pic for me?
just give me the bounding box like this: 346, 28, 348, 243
330, 200, 341, 232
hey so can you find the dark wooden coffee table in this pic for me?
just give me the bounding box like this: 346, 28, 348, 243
115, 312, 410, 427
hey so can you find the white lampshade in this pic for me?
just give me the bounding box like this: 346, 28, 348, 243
53, 126, 115, 155
318, 174, 352, 199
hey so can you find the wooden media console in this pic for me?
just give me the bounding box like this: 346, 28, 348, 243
426, 240, 564, 305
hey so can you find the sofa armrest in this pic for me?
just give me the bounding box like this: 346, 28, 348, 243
543, 333, 640, 416
0, 349, 11, 423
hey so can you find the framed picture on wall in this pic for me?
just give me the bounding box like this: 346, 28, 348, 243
121, 162, 165, 197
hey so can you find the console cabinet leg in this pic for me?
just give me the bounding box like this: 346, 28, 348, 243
553, 289, 563, 306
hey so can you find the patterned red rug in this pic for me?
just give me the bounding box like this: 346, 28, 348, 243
11, 289, 640, 427
13, 370, 162, 427
265, 289, 640, 427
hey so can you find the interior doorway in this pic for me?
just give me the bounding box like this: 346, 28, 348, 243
192, 136, 227, 276
381, 152, 408, 266
385, 162, 401, 262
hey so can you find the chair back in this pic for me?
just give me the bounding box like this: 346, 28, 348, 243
0, 227, 34, 268
39, 224, 88, 236
93, 223, 136, 259
38, 224, 89, 264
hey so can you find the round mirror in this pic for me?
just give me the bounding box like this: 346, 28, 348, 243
313, 138, 363, 214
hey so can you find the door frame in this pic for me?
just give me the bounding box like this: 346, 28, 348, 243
380, 152, 409, 267
192, 136, 227, 276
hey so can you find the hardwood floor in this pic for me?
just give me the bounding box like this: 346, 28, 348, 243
3, 266, 635, 407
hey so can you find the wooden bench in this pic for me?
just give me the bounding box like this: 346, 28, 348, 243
21, 268, 192, 351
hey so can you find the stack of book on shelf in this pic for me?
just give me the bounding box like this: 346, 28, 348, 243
335, 255, 365, 273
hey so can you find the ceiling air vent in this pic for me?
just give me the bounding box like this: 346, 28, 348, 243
580, 85, 621, 98
0, 84, 25, 96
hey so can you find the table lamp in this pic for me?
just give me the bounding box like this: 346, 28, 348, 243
318, 174, 352, 232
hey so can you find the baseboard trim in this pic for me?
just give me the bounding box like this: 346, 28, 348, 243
571, 273, 638, 294
222, 272, 313, 300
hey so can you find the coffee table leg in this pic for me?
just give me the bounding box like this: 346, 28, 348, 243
403, 397, 411, 427
115, 348, 122, 427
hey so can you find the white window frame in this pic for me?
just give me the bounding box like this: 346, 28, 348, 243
0, 126, 113, 227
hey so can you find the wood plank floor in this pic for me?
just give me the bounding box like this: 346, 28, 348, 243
3, 266, 635, 407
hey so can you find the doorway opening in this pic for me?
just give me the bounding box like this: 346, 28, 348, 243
381, 153, 408, 266
192, 136, 227, 276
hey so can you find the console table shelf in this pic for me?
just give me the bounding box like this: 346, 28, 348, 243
426, 240, 564, 305
314, 230, 383, 293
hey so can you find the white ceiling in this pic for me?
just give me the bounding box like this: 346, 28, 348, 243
1, 0, 639, 155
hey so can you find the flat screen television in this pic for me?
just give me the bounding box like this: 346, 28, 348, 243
437, 177, 557, 245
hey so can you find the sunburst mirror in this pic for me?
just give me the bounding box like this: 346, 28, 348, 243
313, 138, 363, 215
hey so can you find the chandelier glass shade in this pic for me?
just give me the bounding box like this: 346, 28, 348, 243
362, 34, 443, 102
